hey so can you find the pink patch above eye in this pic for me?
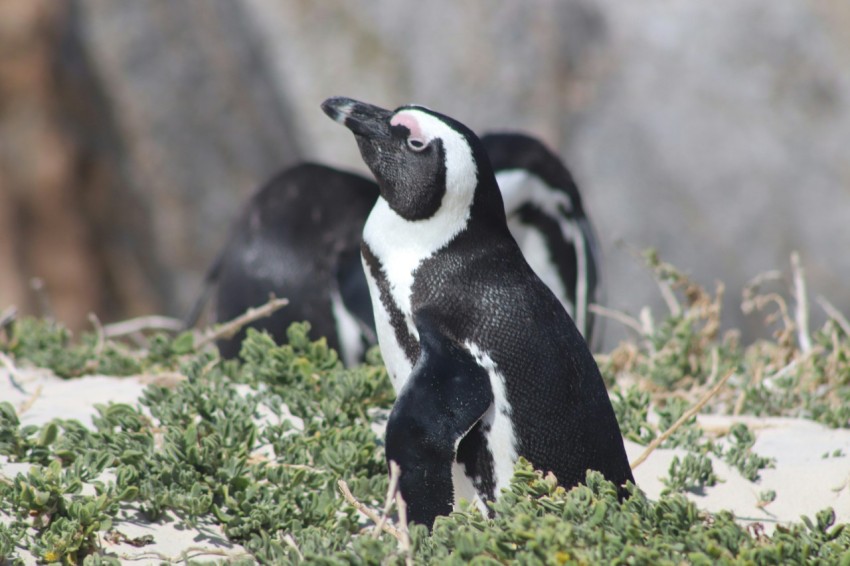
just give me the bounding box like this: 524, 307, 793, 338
390, 113, 426, 145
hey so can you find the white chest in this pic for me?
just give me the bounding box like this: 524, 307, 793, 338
361, 254, 415, 389
362, 196, 472, 392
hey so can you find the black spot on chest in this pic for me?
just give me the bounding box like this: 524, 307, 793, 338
361, 242, 420, 364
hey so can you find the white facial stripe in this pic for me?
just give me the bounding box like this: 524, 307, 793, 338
390, 113, 426, 145
392, 109, 478, 219
465, 342, 518, 499
495, 169, 574, 217
363, 109, 479, 390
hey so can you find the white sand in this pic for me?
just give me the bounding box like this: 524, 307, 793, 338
627, 414, 850, 530
2, 369, 849, 563
1, 370, 251, 564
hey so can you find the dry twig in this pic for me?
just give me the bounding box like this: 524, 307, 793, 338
103, 315, 184, 338
88, 313, 106, 359
195, 296, 289, 349
282, 534, 304, 560
118, 547, 252, 563
631, 356, 733, 470
589, 304, 645, 336
337, 479, 403, 542
396, 483, 413, 566
29, 277, 54, 320
791, 252, 812, 353
818, 296, 850, 338
17, 384, 43, 416
373, 461, 402, 538
656, 278, 682, 318
732, 362, 761, 417
0, 351, 27, 394
639, 307, 655, 337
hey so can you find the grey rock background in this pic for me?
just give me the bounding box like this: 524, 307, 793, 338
1, 0, 848, 346
75, 0, 303, 315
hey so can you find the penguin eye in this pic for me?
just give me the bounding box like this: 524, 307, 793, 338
407, 137, 427, 152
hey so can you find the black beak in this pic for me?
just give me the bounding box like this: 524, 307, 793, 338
321, 97, 393, 139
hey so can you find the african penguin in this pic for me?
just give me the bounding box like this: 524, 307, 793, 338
186, 138, 602, 362
321, 96, 633, 529
184, 163, 379, 364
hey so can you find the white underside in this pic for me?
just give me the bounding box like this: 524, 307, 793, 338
329, 288, 364, 367
361, 251, 414, 386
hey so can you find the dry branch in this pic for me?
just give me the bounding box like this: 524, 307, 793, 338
396, 483, 413, 566
282, 534, 304, 560
338, 479, 403, 542
103, 315, 185, 338
195, 296, 289, 350
0, 351, 27, 394
631, 353, 733, 470
88, 313, 106, 359
373, 461, 402, 538
818, 296, 850, 338
791, 252, 812, 353
589, 304, 646, 336
17, 384, 43, 416
656, 278, 682, 318
29, 277, 54, 320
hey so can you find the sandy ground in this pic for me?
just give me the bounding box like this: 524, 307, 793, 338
2, 370, 849, 564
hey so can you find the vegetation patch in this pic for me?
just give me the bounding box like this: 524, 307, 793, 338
1, 253, 849, 564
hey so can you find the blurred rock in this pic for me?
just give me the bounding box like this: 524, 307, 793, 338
74, 0, 302, 317
0, 1, 123, 330
570, 0, 850, 343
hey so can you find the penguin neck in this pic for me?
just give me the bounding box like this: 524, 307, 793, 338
361, 190, 474, 388
363, 186, 475, 277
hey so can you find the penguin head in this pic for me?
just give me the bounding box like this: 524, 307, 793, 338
322, 97, 504, 224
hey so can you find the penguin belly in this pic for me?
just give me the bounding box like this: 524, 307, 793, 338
360, 257, 414, 388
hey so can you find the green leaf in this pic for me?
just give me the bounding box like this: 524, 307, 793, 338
172, 331, 195, 355
37, 422, 59, 447
0, 401, 19, 425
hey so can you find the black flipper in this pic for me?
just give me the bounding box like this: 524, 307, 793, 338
384, 310, 494, 530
